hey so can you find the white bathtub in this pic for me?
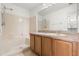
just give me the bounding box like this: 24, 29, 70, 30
0, 33, 29, 56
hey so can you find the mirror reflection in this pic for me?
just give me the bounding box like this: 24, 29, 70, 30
38, 3, 78, 33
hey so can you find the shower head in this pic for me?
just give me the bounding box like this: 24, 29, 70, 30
1, 4, 14, 11
3, 6, 14, 11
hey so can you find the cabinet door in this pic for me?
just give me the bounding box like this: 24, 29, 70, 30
77, 43, 79, 55
30, 34, 35, 51
35, 35, 42, 55
52, 39, 73, 56
42, 37, 52, 56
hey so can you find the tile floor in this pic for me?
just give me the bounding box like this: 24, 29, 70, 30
10, 47, 37, 56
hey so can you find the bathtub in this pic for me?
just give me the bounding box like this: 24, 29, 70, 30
0, 33, 29, 56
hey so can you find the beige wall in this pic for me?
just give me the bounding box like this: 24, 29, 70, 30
29, 16, 36, 32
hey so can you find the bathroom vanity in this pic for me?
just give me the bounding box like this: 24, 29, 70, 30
30, 32, 79, 56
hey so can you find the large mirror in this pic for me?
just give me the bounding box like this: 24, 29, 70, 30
38, 3, 78, 33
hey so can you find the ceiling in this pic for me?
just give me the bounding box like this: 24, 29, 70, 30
39, 3, 71, 16
14, 3, 42, 10
14, 3, 73, 16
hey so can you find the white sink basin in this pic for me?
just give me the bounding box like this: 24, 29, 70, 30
58, 34, 67, 36
45, 33, 57, 36
46, 33, 67, 36
36, 32, 67, 37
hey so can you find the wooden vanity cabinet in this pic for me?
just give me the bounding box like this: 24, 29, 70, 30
52, 39, 73, 56
35, 35, 42, 55
30, 34, 35, 51
42, 37, 52, 56
30, 33, 77, 56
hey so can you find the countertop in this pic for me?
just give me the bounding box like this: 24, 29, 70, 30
30, 32, 79, 42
